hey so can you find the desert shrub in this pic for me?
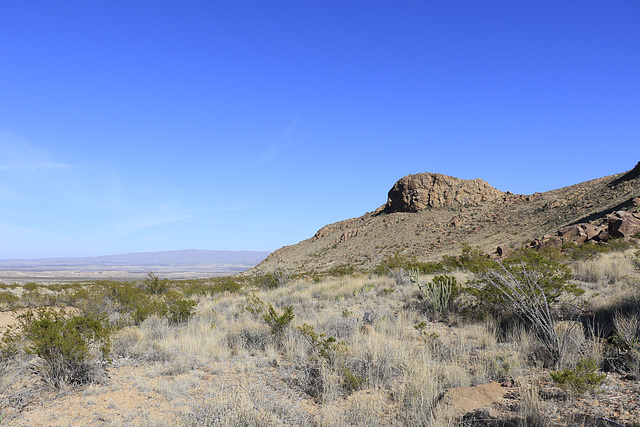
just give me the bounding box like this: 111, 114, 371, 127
103, 281, 142, 308
502, 248, 578, 300
374, 253, 442, 275
209, 277, 244, 294
164, 291, 197, 324
469, 249, 579, 322
342, 365, 366, 393
98, 281, 195, 326
65, 287, 91, 305
128, 296, 166, 325
253, 267, 290, 288
441, 244, 498, 273
143, 272, 169, 295
241, 292, 266, 317
263, 304, 294, 337
1, 308, 111, 389
23, 282, 39, 291
550, 357, 606, 397
298, 323, 344, 365
326, 264, 356, 277
608, 237, 634, 252
0, 292, 19, 306
563, 241, 611, 261
21, 289, 55, 307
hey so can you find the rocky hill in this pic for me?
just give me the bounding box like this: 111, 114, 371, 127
252, 162, 640, 274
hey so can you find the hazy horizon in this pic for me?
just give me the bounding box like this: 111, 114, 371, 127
0, 248, 271, 262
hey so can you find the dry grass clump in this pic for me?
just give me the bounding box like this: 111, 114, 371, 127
516, 378, 552, 427
186, 382, 313, 427
572, 249, 636, 284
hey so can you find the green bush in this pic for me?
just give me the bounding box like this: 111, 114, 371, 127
143, 272, 169, 295
373, 253, 443, 275
298, 323, 344, 365
253, 267, 290, 288
208, 277, 244, 295
99, 281, 195, 326
342, 365, 366, 393
469, 249, 580, 321
608, 237, 634, 252
326, 264, 356, 277
263, 304, 294, 337
164, 291, 197, 324
23, 282, 39, 291
501, 248, 577, 301
0, 292, 19, 306
442, 244, 497, 273
562, 241, 611, 261
2, 308, 111, 389
241, 292, 265, 316
550, 357, 606, 396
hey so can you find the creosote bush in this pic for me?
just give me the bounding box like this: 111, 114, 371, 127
1, 308, 111, 389
550, 357, 606, 397
144, 272, 169, 295
97, 279, 196, 326
253, 267, 290, 288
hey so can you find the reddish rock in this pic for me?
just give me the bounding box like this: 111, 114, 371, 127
609, 211, 640, 238
581, 223, 601, 241
540, 236, 563, 250
557, 225, 587, 244
597, 228, 610, 242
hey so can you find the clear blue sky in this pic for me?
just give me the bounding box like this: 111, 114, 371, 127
1, 1, 639, 259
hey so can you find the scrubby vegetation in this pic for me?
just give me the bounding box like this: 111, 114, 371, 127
1, 242, 639, 425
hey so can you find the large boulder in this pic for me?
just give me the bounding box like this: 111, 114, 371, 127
557, 225, 588, 244
384, 173, 504, 213
608, 211, 640, 238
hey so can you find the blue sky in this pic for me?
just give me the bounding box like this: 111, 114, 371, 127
1, 1, 639, 259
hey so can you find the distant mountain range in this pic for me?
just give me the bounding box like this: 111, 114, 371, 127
0, 250, 271, 282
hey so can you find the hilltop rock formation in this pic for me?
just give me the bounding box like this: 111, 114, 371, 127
384, 173, 504, 212
250, 163, 640, 274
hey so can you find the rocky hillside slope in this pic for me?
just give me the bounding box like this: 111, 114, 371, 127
252, 162, 640, 274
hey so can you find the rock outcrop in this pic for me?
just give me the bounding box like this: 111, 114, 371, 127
609, 210, 640, 238
384, 173, 504, 213
525, 198, 640, 250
